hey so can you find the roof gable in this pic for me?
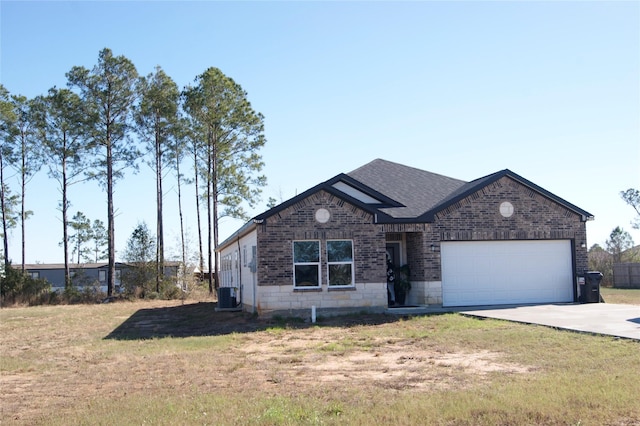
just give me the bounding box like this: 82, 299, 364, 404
254, 171, 403, 223
419, 169, 594, 221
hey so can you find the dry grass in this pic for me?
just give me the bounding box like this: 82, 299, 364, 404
1, 300, 639, 425
601, 287, 640, 305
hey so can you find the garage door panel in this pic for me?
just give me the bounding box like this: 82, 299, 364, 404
442, 240, 574, 307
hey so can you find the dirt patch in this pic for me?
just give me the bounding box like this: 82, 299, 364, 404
240, 332, 531, 393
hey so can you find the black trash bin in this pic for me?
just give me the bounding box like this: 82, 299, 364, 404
218, 287, 235, 309
582, 271, 603, 303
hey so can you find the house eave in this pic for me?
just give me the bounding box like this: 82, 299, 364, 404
216, 220, 258, 252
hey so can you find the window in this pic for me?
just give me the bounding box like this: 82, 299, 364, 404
99, 270, 106, 282
327, 240, 354, 286
220, 253, 235, 287
29, 271, 40, 279
293, 241, 320, 287
249, 245, 257, 272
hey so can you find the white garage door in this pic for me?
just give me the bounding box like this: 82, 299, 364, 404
441, 240, 574, 307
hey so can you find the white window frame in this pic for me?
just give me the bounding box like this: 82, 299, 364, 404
326, 239, 355, 287
293, 240, 321, 288
220, 253, 234, 287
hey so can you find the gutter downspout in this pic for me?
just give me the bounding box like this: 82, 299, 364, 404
252, 220, 262, 315
236, 235, 242, 308
252, 247, 257, 315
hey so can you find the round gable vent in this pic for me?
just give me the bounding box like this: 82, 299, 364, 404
315, 208, 331, 223
499, 201, 514, 218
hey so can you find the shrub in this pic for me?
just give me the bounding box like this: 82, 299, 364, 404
147, 291, 160, 300
1, 262, 52, 306
61, 284, 106, 304
161, 283, 183, 300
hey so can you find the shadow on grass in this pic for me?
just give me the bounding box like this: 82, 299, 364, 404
104, 302, 403, 340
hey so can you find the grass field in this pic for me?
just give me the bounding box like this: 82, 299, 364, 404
1, 295, 639, 425
601, 287, 640, 305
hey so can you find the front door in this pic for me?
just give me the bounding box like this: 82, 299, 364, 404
386, 243, 400, 268
386, 243, 401, 306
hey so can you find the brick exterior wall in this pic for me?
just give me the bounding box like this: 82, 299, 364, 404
430, 176, 588, 278
255, 190, 387, 314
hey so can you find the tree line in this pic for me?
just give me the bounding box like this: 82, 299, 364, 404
588, 189, 640, 286
0, 48, 266, 296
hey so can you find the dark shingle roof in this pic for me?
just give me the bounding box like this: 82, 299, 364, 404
22, 263, 107, 270
347, 159, 467, 218
218, 159, 594, 251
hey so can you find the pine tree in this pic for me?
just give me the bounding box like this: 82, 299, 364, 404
134, 66, 180, 292
32, 87, 88, 288
67, 48, 139, 296
182, 68, 266, 292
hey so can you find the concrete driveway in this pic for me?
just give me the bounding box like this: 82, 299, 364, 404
460, 303, 640, 340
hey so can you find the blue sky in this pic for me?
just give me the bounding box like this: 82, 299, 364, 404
1, 1, 639, 264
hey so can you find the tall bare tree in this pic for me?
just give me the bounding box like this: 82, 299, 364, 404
182, 67, 266, 293
620, 189, 640, 230
67, 48, 139, 296
8, 94, 41, 272
0, 84, 18, 268
172, 118, 190, 273
32, 87, 88, 288
189, 130, 205, 280
134, 66, 180, 292
0, 184, 18, 269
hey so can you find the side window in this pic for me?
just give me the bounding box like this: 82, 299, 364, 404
327, 240, 354, 286
293, 241, 320, 287
99, 270, 106, 282
221, 254, 231, 287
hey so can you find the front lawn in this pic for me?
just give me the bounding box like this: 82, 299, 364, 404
1, 300, 638, 425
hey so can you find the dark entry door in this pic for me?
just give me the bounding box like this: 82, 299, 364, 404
386, 243, 400, 267
385, 243, 401, 306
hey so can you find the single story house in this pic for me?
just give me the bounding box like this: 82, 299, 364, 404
216, 159, 593, 316
23, 261, 183, 293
